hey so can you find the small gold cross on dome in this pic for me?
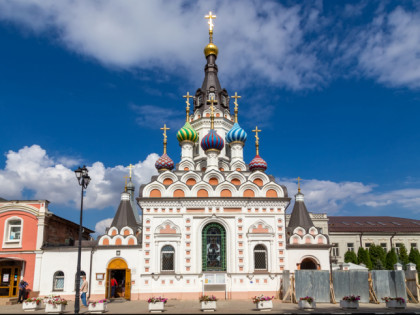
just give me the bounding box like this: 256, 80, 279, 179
205, 11, 217, 32
231, 92, 241, 108
160, 124, 170, 140
123, 175, 129, 191
296, 176, 302, 192
183, 92, 193, 106
252, 126, 261, 141
127, 163, 134, 179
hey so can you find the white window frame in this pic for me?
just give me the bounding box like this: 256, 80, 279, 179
332, 243, 339, 257
53, 271, 65, 291
347, 243, 354, 252
161, 245, 175, 272
253, 244, 268, 271
3, 216, 23, 248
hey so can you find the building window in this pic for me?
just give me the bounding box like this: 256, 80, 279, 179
53, 271, 65, 291
395, 243, 403, 254
332, 243, 339, 257
318, 228, 323, 234
347, 243, 354, 252
411, 243, 417, 250
365, 243, 372, 249
380, 243, 387, 251
161, 245, 175, 271
254, 245, 267, 270
5, 218, 22, 242
202, 223, 226, 272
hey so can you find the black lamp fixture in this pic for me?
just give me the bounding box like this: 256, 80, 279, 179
74, 165, 91, 314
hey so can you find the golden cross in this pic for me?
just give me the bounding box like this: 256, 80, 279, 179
231, 92, 241, 123
205, 11, 217, 32
296, 176, 302, 193
252, 126, 261, 141
161, 124, 170, 140
252, 126, 261, 155
123, 175, 129, 191
183, 92, 193, 121
127, 163, 134, 179
208, 96, 217, 129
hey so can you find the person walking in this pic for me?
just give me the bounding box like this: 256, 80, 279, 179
18, 279, 28, 303
110, 277, 118, 298
80, 275, 89, 307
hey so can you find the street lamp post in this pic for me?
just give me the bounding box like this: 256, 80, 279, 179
74, 166, 91, 314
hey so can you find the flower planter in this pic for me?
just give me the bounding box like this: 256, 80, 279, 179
23, 301, 42, 311
200, 301, 217, 312
340, 300, 359, 309
148, 301, 165, 313
298, 300, 316, 310
256, 300, 273, 311
386, 300, 406, 309
45, 303, 66, 314
89, 302, 107, 313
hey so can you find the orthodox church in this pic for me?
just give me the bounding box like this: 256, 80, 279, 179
0, 12, 331, 301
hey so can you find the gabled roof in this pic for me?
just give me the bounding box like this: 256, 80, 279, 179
329, 216, 420, 233
287, 192, 314, 230
110, 193, 140, 231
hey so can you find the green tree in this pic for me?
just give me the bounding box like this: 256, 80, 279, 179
358, 247, 372, 269
386, 248, 398, 270
373, 258, 385, 270
344, 250, 358, 264
369, 244, 386, 267
408, 247, 420, 271
398, 244, 409, 266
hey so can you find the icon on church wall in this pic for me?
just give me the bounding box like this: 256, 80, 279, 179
206, 231, 221, 268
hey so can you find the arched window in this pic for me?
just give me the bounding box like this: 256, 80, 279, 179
53, 271, 65, 291
202, 223, 226, 271
254, 245, 268, 270
161, 245, 175, 271
5, 217, 22, 242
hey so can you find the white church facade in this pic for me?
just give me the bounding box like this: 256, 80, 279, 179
1, 13, 332, 301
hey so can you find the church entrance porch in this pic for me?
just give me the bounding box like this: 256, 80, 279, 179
106, 258, 131, 300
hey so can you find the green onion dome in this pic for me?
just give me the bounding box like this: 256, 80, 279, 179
176, 121, 198, 143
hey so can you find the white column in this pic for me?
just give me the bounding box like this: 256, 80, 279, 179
230, 143, 244, 165
36, 216, 46, 250
180, 141, 194, 162
33, 252, 43, 292
205, 150, 219, 172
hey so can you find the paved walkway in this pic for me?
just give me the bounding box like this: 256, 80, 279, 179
2, 300, 420, 314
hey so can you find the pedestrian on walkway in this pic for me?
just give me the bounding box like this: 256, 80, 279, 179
80, 275, 89, 307
111, 277, 118, 298
18, 279, 28, 303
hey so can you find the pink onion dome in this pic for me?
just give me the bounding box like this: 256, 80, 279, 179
155, 153, 174, 172
249, 155, 267, 172
201, 129, 224, 152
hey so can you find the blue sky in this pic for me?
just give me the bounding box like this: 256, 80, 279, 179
0, 0, 419, 234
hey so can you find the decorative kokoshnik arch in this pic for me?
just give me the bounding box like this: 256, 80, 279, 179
202, 223, 226, 272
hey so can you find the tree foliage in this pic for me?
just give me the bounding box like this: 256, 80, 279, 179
369, 244, 387, 268
386, 248, 398, 270
344, 250, 358, 264
398, 244, 409, 266
358, 247, 372, 269
408, 247, 420, 271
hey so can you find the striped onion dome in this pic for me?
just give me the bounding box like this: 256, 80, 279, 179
249, 155, 267, 172
155, 153, 174, 172
226, 122, 247, 144
201, 129, 224, 152
176, 122, 198, 143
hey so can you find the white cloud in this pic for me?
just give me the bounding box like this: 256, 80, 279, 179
0, 0, 327, 90
95, 218, 113, 235
0, 145, 158, 209
343, 6, 420, 88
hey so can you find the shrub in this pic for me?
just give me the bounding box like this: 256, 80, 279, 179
357, 247, 372, 270
344, 250, 358, 264
386, 248, 398, 270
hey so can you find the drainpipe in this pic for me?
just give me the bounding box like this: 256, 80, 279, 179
88, 246, 95, 299
390, 233, 397, 249
359, 232, 364, 250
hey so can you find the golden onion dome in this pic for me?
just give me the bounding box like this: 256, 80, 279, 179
204, 42, 218, 57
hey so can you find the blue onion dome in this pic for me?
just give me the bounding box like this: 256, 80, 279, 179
226, 122, 247, 144
176, 121, 198, 143
249, 155, 267, 172
201, 129, 224, 152
155, 153, 174, 172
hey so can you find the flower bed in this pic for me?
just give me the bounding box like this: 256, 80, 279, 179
382, 297, 406, 309
22, 298, 43, 311
88, 299, 107, 313
148, 297, 168, 313
299, 296, 316, 309
45, 296, 67, 314
199, 295, 217, 312
340, 295, 360, 309
252, 295, 274, 311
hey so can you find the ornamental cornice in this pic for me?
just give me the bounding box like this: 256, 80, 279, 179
139, 198, 290, 208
